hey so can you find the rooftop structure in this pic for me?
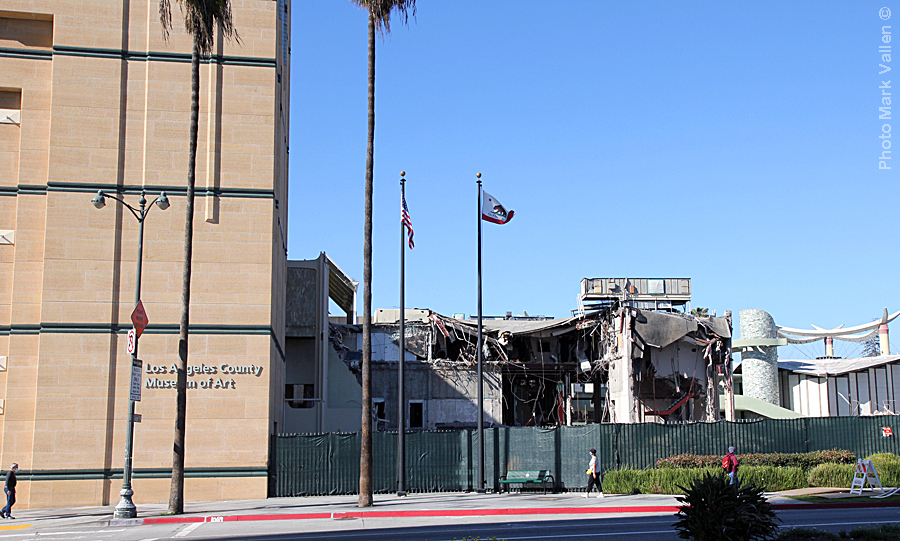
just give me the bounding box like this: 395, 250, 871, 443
578, 278, 691, 314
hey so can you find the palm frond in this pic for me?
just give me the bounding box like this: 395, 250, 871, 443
159, 0, 241, 54
348, 0, 416, 36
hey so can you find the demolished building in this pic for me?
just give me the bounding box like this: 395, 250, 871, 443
284, 268, 734, 432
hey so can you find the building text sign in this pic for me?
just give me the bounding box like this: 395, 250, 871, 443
143, 362, 264, 390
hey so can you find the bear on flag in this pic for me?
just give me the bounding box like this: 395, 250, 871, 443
481, 191, 514, 225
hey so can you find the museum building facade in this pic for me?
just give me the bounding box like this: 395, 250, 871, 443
0, 0, 290, 508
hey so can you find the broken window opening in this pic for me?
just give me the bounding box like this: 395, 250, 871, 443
408, 401, 424, 429
285, 383, 314, 409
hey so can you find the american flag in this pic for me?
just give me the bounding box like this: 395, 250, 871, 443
401, 192, 414, 249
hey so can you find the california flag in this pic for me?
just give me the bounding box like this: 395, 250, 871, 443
481, 191, 514, 225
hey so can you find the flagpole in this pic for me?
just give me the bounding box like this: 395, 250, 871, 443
476, 173, 485, 493
398, 171, 407, 497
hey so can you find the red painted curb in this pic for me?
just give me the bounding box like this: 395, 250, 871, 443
140, 505, 679, 525
136, 501, 900, 526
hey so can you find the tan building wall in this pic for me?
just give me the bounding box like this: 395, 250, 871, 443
0, 0, 290, 508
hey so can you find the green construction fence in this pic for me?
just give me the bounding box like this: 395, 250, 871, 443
271, 416, 900, 497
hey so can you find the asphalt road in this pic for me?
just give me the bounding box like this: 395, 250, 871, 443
0, 506, 898, 540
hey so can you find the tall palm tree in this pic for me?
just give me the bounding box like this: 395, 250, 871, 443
158, 0, 238, 515
348, 0, 416, 508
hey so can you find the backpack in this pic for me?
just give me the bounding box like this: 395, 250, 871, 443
723, 453, 737, 473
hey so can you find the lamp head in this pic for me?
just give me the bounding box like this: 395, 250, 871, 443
156, 191, 170, 210
91, 191, 106, 209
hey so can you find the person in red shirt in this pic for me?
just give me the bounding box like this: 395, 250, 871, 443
723, 447, 739, 485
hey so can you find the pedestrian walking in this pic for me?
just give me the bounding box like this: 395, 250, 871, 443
723, 446, 738, 485
583, 448, 604, 498
1, 463, 17, 519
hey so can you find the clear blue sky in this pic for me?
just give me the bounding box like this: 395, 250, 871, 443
289, 1, 898, 356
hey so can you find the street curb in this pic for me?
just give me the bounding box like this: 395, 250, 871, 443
120, 505, 681, 526
107, 500, 900, 527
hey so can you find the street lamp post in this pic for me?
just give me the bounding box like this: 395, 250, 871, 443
91, 189, 169, 519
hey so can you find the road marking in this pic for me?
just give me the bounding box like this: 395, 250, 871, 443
465, 530, 675, 540
0, 530, 125, 539
785, 520, 900, 528
175, 522, 203, 537
0, 526, 29, 531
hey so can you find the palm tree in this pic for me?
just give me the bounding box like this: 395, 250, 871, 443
348, 0, 416, 508
158, 0, 238, 515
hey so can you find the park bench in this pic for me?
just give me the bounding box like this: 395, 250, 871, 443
498, 470, 554, 494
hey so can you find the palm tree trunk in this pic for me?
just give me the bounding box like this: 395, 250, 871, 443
358, 8, 375, 508
169, 34, 199, 515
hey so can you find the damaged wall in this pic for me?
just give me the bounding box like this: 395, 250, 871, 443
605, 308, 731, 424
371, 355, 503, 430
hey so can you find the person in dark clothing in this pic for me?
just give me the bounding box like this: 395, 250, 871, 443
1, 463, 17, 519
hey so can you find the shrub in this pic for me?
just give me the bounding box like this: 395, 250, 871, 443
602, 468, 717, 495
603, 466, 805, 495
839, 523, 900, 540
866, 453, 900, 487
739, 466, 807, 492
674, 472, 779, 541
776, 527, 837, 540
806, 453, 900, 489
778, 524, 900, 540
657, 450, 855, 471
807, 463, 854, 488
657, 454, 720, 469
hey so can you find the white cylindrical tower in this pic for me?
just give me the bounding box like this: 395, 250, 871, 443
880, 324, 890, 356
740, 309, 779, 405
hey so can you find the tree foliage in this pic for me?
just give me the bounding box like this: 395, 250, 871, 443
349, 0, 416, 37
159, 0, 240, 55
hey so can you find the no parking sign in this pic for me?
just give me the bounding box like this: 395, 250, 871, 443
126, 329, 136, 355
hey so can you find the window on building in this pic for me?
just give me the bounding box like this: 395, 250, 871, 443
408, 401, 424, 429
372, 398, 386, 430
285, 383, 314, 408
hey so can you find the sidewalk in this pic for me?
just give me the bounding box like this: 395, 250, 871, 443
2, 490, 897, 530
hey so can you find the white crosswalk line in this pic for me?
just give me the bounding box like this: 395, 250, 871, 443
174, 522, 203, 538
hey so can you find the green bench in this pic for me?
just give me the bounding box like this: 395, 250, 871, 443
498, 469, 554, 494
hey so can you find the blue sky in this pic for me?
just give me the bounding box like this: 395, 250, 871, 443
288, 1, 898, 356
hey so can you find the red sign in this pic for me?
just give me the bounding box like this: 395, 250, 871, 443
883, 427, 894, 437
131, 300, 149, 338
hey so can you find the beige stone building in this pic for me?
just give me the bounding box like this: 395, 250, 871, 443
0, 1, 290, 508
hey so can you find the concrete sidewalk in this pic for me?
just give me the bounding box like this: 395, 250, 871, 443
2, 490, 896, 530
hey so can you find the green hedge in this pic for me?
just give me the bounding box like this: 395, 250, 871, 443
602, 466, 807, 494
807, 463, 854, 488
807, 454, 900, 488
656, 450, 856, 470
611, 452, 900, 494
